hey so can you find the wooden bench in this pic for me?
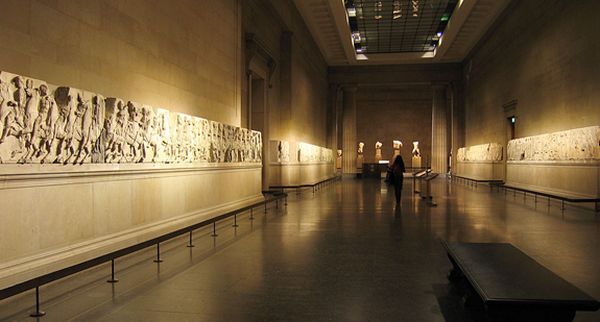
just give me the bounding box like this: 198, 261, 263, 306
442, 241, 600, 322
503, 185, 600, 212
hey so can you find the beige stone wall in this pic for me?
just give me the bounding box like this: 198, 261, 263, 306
356, 86, 432, 167
242, 0, 328, 147
0, 0, 242, 126
463, 0, 600, 146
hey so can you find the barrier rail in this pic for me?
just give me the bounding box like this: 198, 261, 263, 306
0, 192, 288, 317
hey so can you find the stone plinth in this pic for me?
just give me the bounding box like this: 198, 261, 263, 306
412, 156, 422, 169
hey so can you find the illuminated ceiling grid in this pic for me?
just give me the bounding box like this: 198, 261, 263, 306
350, 0, 457, 53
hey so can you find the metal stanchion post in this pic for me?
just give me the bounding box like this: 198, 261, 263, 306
107, 259, 119, 283
153, 243, 163, 263
211, 222, 218, 237
232, 214, 239, 227
29, 287, 46, 317
187, 231, 195, 248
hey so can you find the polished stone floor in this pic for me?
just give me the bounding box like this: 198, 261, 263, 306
1, 177, 599, 322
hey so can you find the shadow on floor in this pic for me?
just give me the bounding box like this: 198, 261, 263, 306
432, 282, 491, 322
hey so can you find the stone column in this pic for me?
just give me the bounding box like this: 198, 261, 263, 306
279, 31, 293, 138
431, 84, 448, 174
327, 84, 339, 150
342, 86, 357, 174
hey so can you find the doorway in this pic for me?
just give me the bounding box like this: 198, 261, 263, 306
248, 73, 268, 191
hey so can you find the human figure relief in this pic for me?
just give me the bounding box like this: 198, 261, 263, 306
21, 84, 55, 163
49, 88, 75, 164
63, 94, 93, 164
138, 106, 156, 163
89, 95, 105, 163
105, 100, 128, 163
125, 102, 144, 163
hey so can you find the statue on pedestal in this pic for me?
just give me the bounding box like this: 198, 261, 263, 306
412, 141, 422, 168
336, 149, 342, 170
375, 141, 382, 163
356, 142, 364, 169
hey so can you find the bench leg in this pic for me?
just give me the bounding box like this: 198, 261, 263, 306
446, 254, 464, 282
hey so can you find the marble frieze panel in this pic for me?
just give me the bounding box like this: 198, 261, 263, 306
298, 142, 333, 164
0, 71, 262, 168
457, 143, 503, 162
507, 126, 600, 161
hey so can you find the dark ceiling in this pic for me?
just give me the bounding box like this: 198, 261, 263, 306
346, 0, 458, 54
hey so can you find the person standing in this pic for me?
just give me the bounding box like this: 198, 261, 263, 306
390, 155, 406, 204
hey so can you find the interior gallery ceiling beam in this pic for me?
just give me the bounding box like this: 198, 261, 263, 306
293, 0, 511, 65
328, 63, 462, 85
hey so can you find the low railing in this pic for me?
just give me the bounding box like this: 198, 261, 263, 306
0, 192, 288, 317
269, 175, 341, 194
502, 185, 600, 212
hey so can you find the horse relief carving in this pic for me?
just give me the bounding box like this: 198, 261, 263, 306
0, 71, 262, 165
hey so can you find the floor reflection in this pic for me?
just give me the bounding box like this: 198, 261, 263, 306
1, 177, 599, 322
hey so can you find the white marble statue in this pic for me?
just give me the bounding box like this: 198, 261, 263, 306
0, 70, 262, 165
412, 141, 420, 157
357, 142, 364, 155
393, 140, 402, 150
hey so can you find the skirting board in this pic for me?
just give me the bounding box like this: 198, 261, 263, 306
506, 161, 599, 198
0, 164, 262, 289
455, 161, 504, 181
268, 163, 336, 186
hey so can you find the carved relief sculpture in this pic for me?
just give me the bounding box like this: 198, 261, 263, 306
0, 71, 262, 165
298, 142, 333, 163
507, 126, 600, 161
457, 143, 503, 162
277, 141, 290, 163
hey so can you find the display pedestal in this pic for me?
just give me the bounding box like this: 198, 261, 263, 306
412, 156, 422, 169
392, 149, 400, 163
356, 155, 364, 177
375, 149, 382, 163
336, 156, 342, 170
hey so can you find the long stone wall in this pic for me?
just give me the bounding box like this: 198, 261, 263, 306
0, 71, 263, 290
268, 140, 335, 186
506, 126, 600, 199
455, 143, 504, 181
